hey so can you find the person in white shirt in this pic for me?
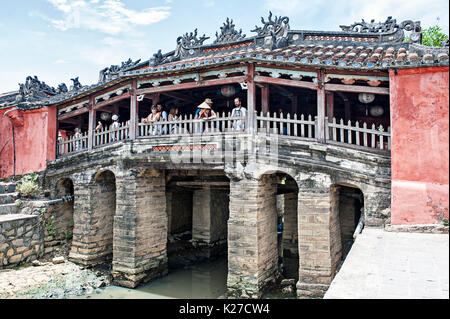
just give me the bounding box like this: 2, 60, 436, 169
231, 97, 247, 131
110, 114, 121, 142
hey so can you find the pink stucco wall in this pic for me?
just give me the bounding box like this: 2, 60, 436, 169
0, 106, 56, 178
390, 66, 449, 225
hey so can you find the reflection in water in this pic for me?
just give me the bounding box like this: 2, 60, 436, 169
78, 257, 228, 299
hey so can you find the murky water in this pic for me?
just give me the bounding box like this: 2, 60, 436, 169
74, 256, 296, 299
77, 257, 228, 299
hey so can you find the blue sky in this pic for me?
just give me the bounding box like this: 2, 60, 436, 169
0, 0, 448, 93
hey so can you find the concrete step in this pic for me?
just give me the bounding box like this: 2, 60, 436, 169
0, 192, 20, 205
0, 183, 17, 195
0, 203, 19, 215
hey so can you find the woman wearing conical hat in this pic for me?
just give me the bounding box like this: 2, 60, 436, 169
195, 98, 217, 133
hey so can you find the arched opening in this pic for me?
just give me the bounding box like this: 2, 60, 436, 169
276, 174, 299, 280
156, 170, 230, 298
44, 178, 75, 259
334, 184, 364, 262
92, 170, 116, 264
258, 171, 299, 297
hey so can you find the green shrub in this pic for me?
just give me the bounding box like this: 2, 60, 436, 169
16, 173, 40, 198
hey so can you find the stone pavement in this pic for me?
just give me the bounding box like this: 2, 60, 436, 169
324, 227, 449, 299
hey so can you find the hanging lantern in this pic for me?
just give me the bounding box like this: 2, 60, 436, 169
100, 112, 112, 121
359, 93, 375, 104
370, 106, 385, 117
221, 85, 236, 98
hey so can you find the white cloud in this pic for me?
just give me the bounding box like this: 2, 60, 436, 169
44, 0, 171, 35
204, 0, 215, 8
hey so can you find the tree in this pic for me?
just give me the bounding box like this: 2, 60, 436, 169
421, 25, 449, 47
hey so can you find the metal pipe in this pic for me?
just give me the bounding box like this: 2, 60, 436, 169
47, 195, 74, 205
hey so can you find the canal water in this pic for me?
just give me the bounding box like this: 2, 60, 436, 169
75, 257, 294, 299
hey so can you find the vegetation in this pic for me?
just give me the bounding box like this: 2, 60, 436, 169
403, 25, 448, 47
421, 25, 448, 47
16, 173, 40, 198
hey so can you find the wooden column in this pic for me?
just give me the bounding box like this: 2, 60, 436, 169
326, 92, 334, 121
88, 96, 96, 150
247, 63, 256, 134
129, 79, 138, 140
316, 71, 326, 142
291, 95, 298, 115
261, 84, 270, 115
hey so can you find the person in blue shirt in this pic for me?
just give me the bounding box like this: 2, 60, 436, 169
157, 103, 168, 135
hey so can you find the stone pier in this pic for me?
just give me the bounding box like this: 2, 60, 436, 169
112, 169, 168, 288
69, 171, 116, 266
296, 179, 342, 298
192, 187, 229, 258
227, 174, 278, 298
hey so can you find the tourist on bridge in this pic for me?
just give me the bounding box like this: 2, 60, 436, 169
110, 114, 121, 142
195, 98, 217, 133
231, 97, 246, 131
73, 127, 83, 151
157, 103, 168, 135
168, 107, 180, 133
142, 105, 161, 136
95, 121, 103, 131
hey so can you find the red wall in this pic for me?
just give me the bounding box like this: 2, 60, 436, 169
0, 106, 56, 178
390, 66, 449, 225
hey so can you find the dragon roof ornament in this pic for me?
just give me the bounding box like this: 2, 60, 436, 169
99, 58, 142, 83
251, 12, 290, 49
214, 18, 246, 44
340, 16, 422, 43
251, 11, 290, 37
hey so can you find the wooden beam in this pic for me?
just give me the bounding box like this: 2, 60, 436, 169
88, 97, 95, 151
272, 84, 294, 97
254, 75, 318, 91
129, 79, 138, 140
93, 92, 131, 110
316, 70, 326, 142
136, 76, 247, 95
326, 92, 334, 121
324, 83, 389, 95
59, 118, 80, 125
261, 84, 270, 115
162, 91, 199, 104
247, 64, 256, 133
58, 107, 89, 120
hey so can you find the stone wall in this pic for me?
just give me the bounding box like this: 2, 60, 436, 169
0, 215, 44, 268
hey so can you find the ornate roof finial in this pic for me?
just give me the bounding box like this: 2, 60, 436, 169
214, 18, 246, 44
251, 11, 290, 49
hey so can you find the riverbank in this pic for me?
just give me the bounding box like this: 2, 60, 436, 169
0, 258, 112, 299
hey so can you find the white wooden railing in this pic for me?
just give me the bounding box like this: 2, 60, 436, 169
57, 112, 391, 157
94, 122, 130, 148
138, 113, 247, 138
256, 112, 316, 139
326, 118, 391, 151
57, 132, 88, 156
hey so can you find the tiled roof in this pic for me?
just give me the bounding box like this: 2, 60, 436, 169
137, 43, 449, 75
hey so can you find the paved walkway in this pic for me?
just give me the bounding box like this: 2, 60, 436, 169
324, 228, 449, 299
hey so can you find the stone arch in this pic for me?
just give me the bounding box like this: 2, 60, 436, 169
331, 182, 364, 261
